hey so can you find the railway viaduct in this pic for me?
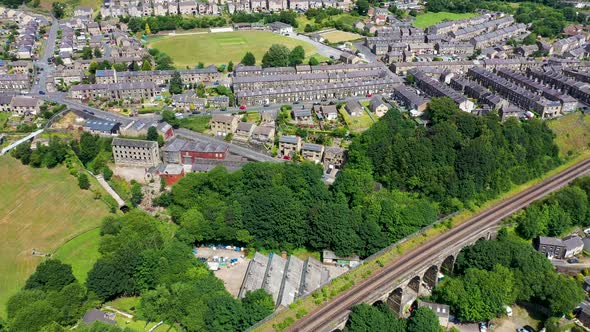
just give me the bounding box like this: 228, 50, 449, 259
328, 226, 499, 332
285, 159, 590, 332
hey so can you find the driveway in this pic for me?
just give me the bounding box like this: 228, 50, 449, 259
287, 33, 342, 59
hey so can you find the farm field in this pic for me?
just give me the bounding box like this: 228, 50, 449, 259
412, 11, 478, 29
148, 31, 317, 67
0, 156, 109, 318
53, 228, 101, 282
548, 111, 590, 158
319, 30, 363, 43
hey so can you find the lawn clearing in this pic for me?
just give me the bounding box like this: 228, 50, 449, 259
338, 106, 375, 132
53, 228, 101, 283
412, 11, 478, 29
0, 156, 109, 319
319, 30, 363, 43
548, 112, 590, 158
148, 31, 317, 67
179, 115, 212, 133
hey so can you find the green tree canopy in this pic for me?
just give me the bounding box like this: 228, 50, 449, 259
25, 260, 76, 292
261, 44, 291, 68
241, 52, 256, 66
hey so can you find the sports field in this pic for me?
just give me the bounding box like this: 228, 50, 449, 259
412, 11, 478, 29
0, 156, 109, 318
148, 31, 318, 67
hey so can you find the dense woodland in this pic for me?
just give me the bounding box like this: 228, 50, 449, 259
346, 98, 560, 213
3, 211, 275, 332
344, 305, 441, 332
433, 235, 585, 321
514, 176, 590, 239
158, 161, 437, 257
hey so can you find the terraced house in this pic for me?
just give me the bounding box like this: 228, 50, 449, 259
69, 82, 159, 100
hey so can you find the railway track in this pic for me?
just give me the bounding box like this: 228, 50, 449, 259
288, 159, 590, 332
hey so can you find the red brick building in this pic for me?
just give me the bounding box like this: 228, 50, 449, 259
163, 137, 228, 165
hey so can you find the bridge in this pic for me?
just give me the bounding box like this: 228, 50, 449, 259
285, 158, 590, 332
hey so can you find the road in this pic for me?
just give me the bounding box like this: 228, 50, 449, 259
286, 159, 590, 332
175, 128, 281, 163
287, 33, 343, 59
353, 41, 378, 63
32, 17, 58, 94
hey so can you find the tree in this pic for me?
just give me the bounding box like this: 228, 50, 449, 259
261, 44, 291, 68
131, 182, 144, 207
354, 0, 369, 15
204, 296, 243, 332
145, 23, 151, 35
77, 132, 100, 164
345, 304, 406, 332
81, 46, 93, 60
289, 45, 305, 66
24, 260, 76, 292
308, 56, 319, 65
169, 71, 183, 95
12, 141, 32, 164
78, 173, 90, 190
147, 126, 159, 141
102, 166, 113, 181
9, 300, 59, 332
227, 61, 234, 72
141, 58, 152, 71
241, 290, 274, 327
94, 47, 102, 58
52, 2, 65, 18
241, 52, 256, 66
407, 307, 440, 332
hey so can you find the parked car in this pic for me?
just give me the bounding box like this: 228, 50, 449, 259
239, 105, 246, 110
479, 322, 487, 332
567, 257, 580, 264
38, 91, 45, 95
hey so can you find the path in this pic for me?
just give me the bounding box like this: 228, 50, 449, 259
95, 174, 126, 208
0, 129, 44, 155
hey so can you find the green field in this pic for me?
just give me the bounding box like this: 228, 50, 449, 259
0, 156, 109, 318
412, 11, 478, 29
319, 30, 363, 43
338, 106, 374, 132
53, 228, 102, 282
548, 112, 590, 158
148, 31, 318, 67
179, 115, 212, 133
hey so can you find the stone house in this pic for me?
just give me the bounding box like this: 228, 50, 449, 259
320, 105, 338, 121
369, 95, 389, 117
10, 96, 41, 115
537, 235, 584, 259
111, 138, 160, 167
251, 125, 275, 143
209, 114, 238, 137
234, 122, 255, 141
344, 100, 364, 117
278, 135, 301, 157
293, 109, 312, 122
301, 143, 324, 163
322, 147, 346, 171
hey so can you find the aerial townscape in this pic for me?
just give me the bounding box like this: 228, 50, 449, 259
6, 0, 590, 331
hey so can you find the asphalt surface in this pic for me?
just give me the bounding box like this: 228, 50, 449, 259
286, 158, 590, 332
287, 33, 343, 59
32, 18, 58, 94
175, 128, 280, 162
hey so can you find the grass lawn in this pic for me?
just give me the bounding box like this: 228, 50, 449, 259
179, 115, 212, 133
53, 228, 101, 283
319, 30, 363, 43
148, 31, 317, 67
0, 156, 109, 319
412, 11, 478, 29
548, 112, 590, 158
338, 106, 374, 132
